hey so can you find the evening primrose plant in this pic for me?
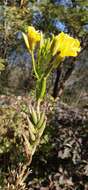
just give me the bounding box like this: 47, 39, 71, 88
22, 26, 81, 165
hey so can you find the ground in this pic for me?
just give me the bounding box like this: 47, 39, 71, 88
0, 95, 88, 190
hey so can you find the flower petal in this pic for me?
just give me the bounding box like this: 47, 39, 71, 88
22, 32, 30, 51
52, 32, 81, 58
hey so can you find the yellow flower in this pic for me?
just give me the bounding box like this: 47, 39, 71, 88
52, 32, 81, 57
22, 26, 41, 52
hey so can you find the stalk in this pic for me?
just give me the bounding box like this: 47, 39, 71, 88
31, 51, 39, 80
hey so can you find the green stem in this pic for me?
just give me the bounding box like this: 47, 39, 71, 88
45, 56, 62, 79
44, 64, 54, 79
31, 51, 39, 80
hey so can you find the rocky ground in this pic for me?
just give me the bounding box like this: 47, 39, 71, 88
0, 95, 88, 190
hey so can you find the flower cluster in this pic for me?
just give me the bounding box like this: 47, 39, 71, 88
22, 26, 81, 101
23, 26, 81, 58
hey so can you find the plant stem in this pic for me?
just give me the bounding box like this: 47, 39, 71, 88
45, 64, 54, 79
31, 51, 39, 80
45, 57, 62, 79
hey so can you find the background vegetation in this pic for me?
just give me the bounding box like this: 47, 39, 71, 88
0, 0, 88, 189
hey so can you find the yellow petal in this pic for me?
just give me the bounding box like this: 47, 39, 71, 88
52, 32, 81, 58
22, 32, 30, 51
28, 26, 41, 42
27, 26, 41, 51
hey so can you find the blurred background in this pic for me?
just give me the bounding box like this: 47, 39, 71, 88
0, 0, 88, 107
